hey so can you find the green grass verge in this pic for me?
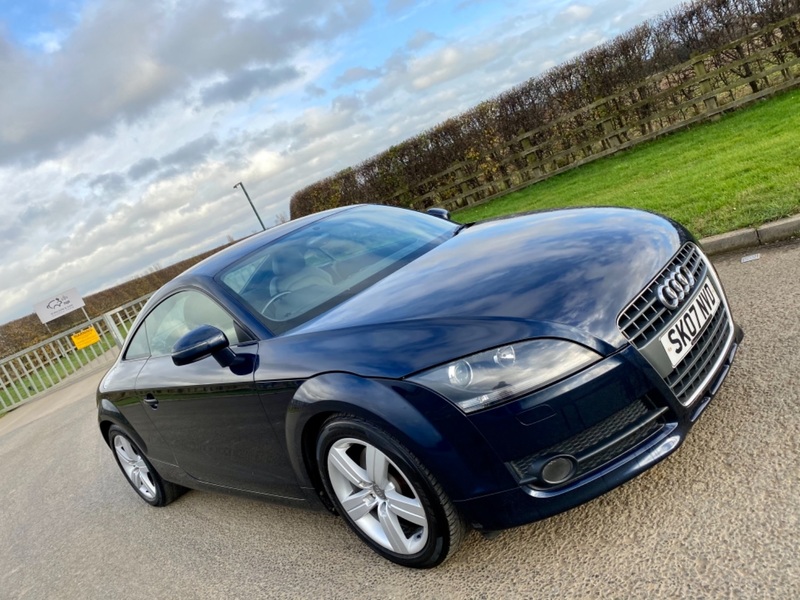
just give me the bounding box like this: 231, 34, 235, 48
454, 88, 800, 237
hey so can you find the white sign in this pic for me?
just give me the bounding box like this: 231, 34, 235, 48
34, 288, 85, 324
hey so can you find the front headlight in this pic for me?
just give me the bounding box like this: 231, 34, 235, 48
408, 339, 601, 413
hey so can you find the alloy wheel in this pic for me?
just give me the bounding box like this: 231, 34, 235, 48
113, 435, 157, 501
327, 437, 429, 555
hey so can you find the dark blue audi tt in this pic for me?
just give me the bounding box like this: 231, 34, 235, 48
97, 204, 742, 568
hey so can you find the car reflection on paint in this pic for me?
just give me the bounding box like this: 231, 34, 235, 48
97, 204, 742, 568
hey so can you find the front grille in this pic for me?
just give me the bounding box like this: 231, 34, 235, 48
618, 242, 735, 407
666, 305, 731, 405
618, 244, 706, 347
509, 398, 667, 488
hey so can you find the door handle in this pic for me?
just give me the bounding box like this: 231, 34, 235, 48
143, 393, 159, 409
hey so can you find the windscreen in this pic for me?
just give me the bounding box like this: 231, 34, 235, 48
218, 206, 456, 334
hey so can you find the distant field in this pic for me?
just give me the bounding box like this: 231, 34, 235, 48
454, 88, 800, 238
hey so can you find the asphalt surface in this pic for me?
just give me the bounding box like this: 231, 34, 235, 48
1, 240, 799, 600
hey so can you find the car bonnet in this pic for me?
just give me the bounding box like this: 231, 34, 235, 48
268, 207, 686, 378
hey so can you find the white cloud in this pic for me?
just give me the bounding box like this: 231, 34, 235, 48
562, 4, 594, 22
406, 30, 438, 51
408, 44, 501, 90
28, 30, 67, 53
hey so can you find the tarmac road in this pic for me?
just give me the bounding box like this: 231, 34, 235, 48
1, 240, 798, 600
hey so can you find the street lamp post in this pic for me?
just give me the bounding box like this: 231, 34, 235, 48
233, 182, 266, 231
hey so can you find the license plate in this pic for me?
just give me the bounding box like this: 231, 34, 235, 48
660, 280, 720, 368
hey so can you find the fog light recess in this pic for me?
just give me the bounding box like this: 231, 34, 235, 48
530, 454, 578, 486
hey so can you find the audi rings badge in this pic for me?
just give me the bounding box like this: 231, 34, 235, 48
657, 265, 696, 310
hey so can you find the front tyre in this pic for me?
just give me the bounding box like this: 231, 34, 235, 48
316, 416, 466, 568
108, 425, 184, 507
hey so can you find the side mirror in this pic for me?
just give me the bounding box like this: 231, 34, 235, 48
172, 325, 237, 368
426, 207, 451, 221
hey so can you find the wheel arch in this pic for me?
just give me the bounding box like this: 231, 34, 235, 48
285, 372, 510, 509
97, 398, 149, 453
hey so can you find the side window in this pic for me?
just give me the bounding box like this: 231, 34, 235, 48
124, 325, 150, 360
126, 291, 245, 359
177, 291, 243, 348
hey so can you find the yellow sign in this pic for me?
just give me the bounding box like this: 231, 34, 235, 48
71, 326, 101, 350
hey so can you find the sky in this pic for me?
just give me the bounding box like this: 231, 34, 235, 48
0, 0, 683, 324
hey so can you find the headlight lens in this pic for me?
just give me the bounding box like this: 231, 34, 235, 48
409, 339, 601, 413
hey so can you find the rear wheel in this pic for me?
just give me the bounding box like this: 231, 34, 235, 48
316, 415, 466, 568
108, 425, 184, 507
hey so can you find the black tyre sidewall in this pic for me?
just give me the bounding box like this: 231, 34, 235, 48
108, 425, 169, 507
316, 417, 455, 568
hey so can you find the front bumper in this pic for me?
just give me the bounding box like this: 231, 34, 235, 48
453, 324, 743, 532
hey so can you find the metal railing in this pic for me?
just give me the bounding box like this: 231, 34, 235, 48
101, 295, 152, 346
0, 294, 152, 414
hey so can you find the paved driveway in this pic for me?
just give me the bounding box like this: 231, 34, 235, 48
1, 240, 798, 599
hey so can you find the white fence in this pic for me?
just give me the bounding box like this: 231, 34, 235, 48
0, 294, 152, 414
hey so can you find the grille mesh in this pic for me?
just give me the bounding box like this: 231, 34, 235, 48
618, 244, 706, 347
509, 399, 666, 486
618, 242, 734, 405
666, 306, 731, 405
